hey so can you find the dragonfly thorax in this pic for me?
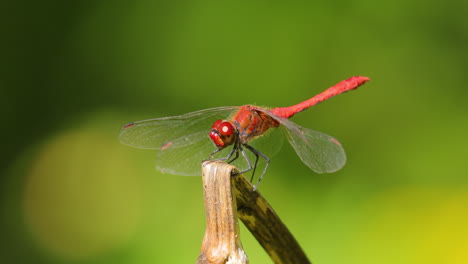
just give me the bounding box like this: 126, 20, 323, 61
209, 119, 238, 149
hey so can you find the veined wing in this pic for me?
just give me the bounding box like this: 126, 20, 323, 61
119, 106, 240, 175
267, 112, 346, 173
119, 106, 239, 149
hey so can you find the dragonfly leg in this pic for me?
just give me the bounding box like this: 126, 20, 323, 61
237, 145, 254, 175
248, 150, 259, 183
207, 140, 240, 163
227, 141, 241, 164
244, 144, 270, 190
227, 148, 240, 164
207, 148, 223, 160
207, 141, 268, 190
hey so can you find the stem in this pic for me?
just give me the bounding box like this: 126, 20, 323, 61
198, 161, 311, 264
197, 161, 248, 264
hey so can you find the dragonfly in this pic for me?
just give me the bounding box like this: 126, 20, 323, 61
120, 76, 370, 188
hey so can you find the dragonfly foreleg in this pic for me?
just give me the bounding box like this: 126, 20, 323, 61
207, 141, 239, 163
227, 141, 240, 164
208, 148, 223, 160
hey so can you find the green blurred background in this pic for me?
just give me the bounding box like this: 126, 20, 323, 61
2, 0, 467, 263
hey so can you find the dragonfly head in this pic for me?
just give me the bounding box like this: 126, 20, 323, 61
210, 119, 237, 149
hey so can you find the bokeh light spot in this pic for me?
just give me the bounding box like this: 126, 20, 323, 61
23, 129, 144, 259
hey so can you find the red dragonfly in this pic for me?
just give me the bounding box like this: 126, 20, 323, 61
120, 76, 369, 186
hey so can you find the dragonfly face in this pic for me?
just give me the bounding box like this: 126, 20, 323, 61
209, 119, 237, 149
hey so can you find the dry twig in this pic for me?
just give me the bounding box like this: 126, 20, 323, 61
197, 161, 311, 264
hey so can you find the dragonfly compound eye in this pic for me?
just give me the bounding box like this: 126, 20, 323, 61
209, 120, 237, 148
218, 121, 234, 136
211, 119, 223, 129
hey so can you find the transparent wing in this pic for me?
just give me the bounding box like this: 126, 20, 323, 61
268, 113, 346, 173
224, 125, 285, 174
156, 130, 229, 176
119, 106, 240, 175
119, 106, 240, 149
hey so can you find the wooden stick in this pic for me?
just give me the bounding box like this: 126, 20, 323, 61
197, 160, 248, 264
198, 160, 311, 264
